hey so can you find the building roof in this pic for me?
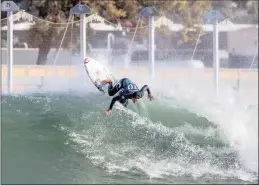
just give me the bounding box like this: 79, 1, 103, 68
1, 13, 257, 33
1, 22, 35, 30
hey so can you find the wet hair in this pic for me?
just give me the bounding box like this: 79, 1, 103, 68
133, 91, 142, 99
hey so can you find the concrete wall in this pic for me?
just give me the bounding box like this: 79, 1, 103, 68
1, 65, 257, 78
1, 47, 257, 68
227, 26, 258, 56
1, 48, 76, 65
1, 65, 257, 94
0, 48, 122, 65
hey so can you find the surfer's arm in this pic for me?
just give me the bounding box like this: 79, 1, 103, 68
108, 95, 121, 110
140, 85, 151, 95
140, 85, 154, 100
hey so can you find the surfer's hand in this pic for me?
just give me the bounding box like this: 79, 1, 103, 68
106, 109, 112, 116
148, 94, 154, 101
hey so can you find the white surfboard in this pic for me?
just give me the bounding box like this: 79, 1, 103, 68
83, 57, 118, 93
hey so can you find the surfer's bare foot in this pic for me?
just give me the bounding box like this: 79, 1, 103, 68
102, 79, 112, 83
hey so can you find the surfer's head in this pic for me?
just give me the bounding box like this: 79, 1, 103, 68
132, 91, 142, 103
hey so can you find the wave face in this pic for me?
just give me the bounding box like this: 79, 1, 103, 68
2, 87, 258, 183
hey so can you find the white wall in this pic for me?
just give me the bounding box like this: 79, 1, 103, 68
227, 26, 258, 56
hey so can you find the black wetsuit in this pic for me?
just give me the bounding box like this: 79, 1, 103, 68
107, 78, 151, 110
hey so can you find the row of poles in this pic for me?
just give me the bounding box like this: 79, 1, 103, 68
1, 1, 224, 94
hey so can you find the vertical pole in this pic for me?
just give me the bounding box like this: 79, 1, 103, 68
213, 19, 219, 94
7, 11, 13, 94
107, 33, 114, 50
149, 16, 155, 78
80, 14, 86, 61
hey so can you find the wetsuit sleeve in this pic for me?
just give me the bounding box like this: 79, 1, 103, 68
140, 85, 151, 95
108, 95, 121, 110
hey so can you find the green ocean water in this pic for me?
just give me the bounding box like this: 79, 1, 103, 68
2, 91, 258, 184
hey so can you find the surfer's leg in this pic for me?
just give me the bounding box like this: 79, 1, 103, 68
108, 79, 124, 96
108, 82, 115, 96
108, 83, 121, 96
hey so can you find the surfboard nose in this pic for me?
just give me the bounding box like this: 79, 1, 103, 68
84, 58, 89, 64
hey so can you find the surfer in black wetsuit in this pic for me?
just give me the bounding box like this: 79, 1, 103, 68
102, 78, 154, 116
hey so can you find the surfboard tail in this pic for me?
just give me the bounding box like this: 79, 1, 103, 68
83, 57, 118, 93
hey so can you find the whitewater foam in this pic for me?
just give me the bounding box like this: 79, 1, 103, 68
7, 61, 257, 182
60, 98, 257, 183
147, 74, 258, 175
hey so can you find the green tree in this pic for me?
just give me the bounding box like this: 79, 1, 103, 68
29, 0, 75, 64
12, 0, 78, 64
24, 0, 142, 64
2, 0, 257, 65
81, 0, 141, 25
137, 0, 211, 44
32, 0, 211, 64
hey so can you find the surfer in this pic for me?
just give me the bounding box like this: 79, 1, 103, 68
102, 78, 154, 116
